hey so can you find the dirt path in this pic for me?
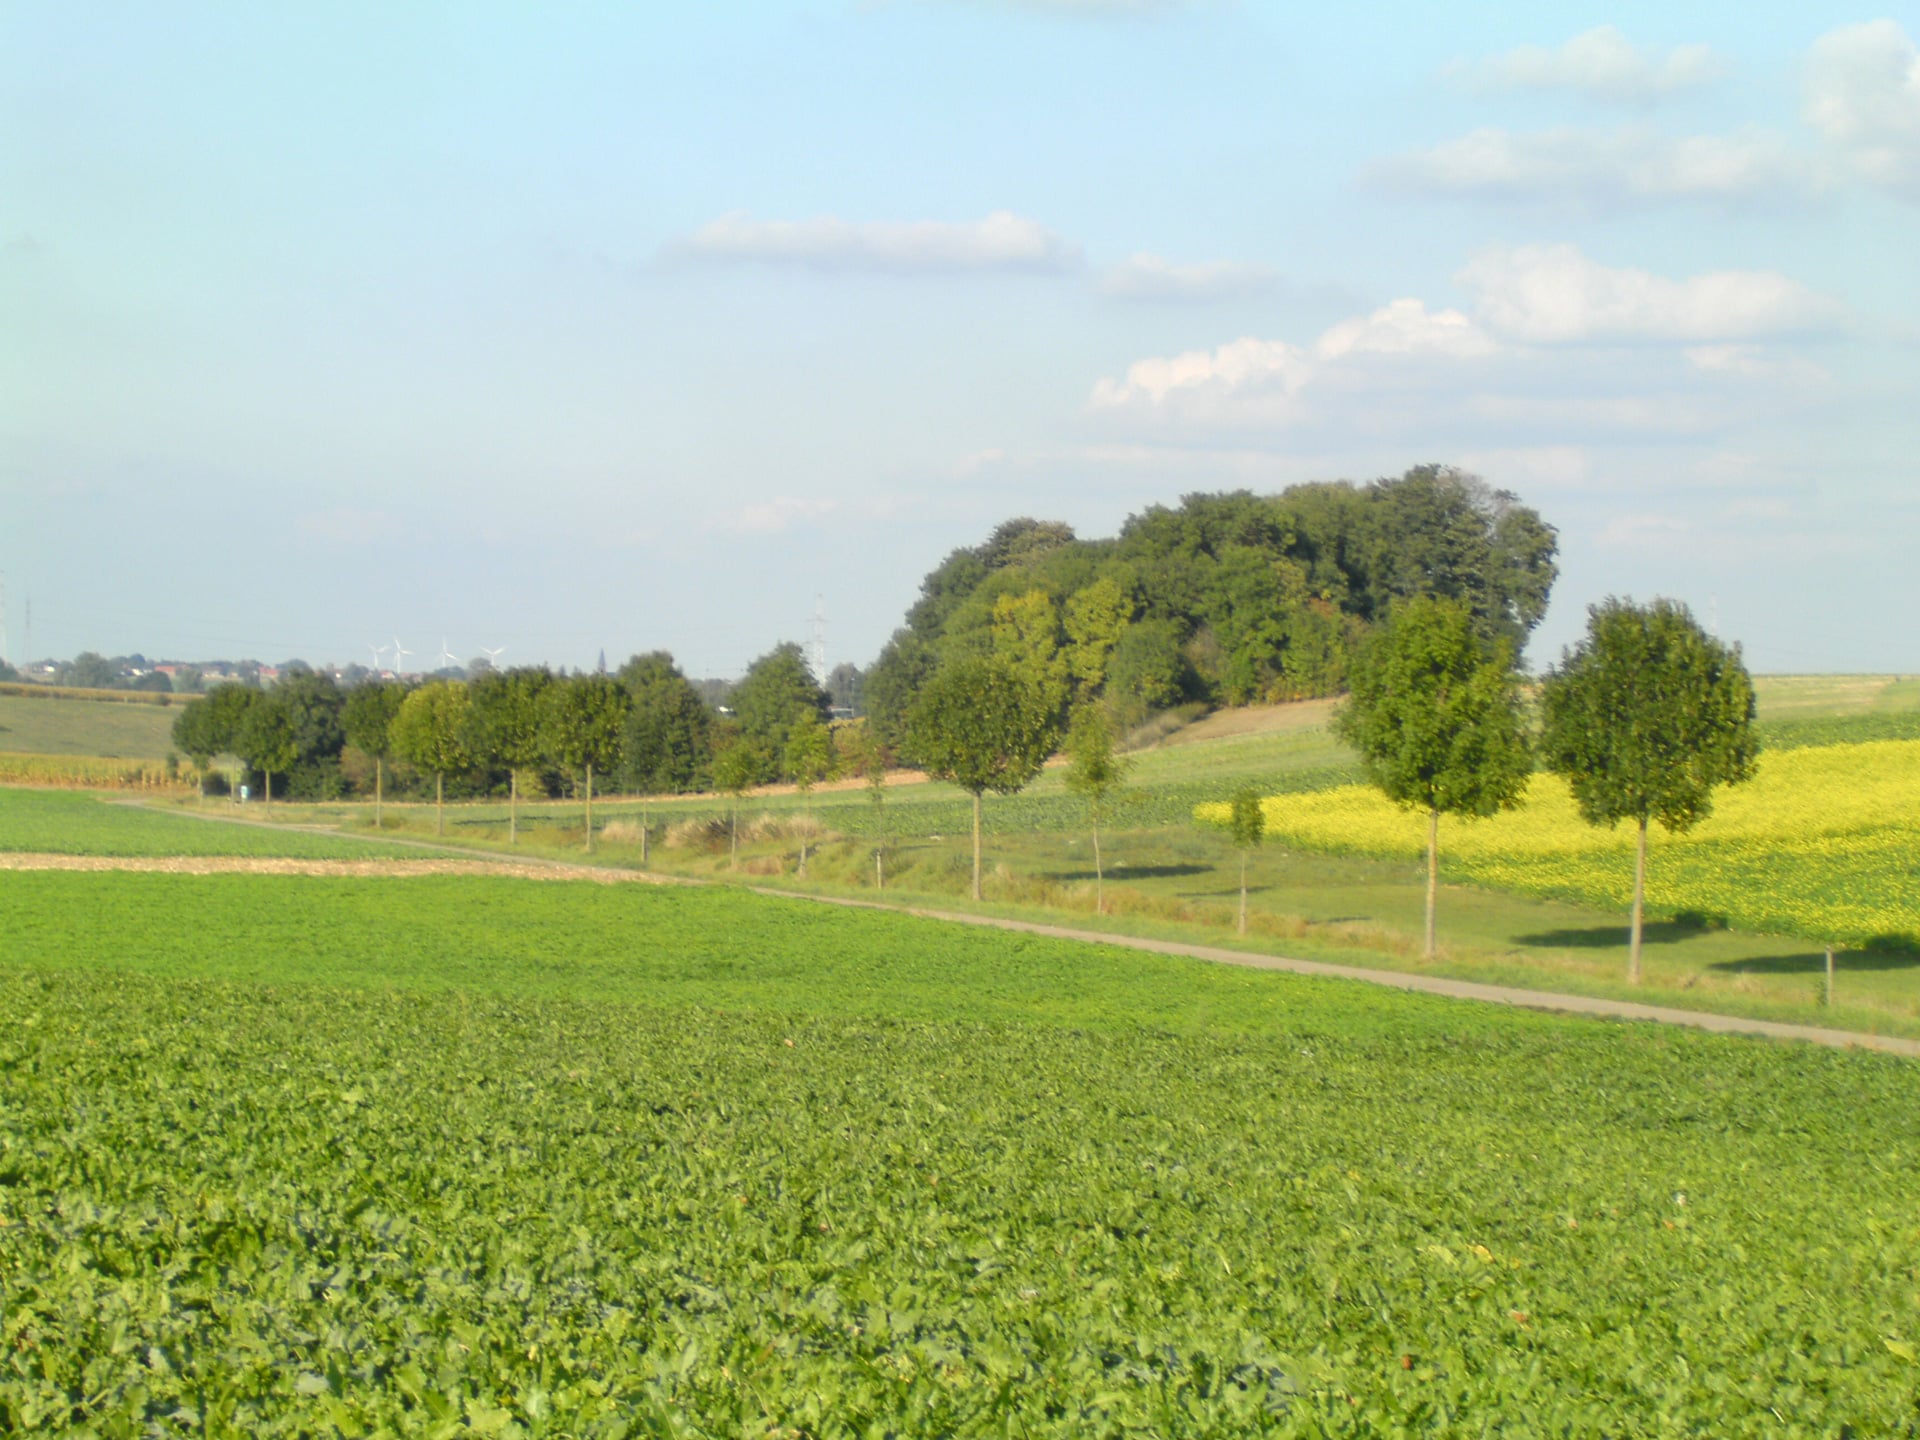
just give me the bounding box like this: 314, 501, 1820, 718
75, 801, 1920, 1059
0, 852, 674, 884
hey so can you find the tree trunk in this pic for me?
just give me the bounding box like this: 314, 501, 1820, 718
264, 770, 273, 814
1629, 815, 1648, 985
971, 791, 983, 902
640, 796, 649, 867
508, 770, 517, 845
374, 757, 384, 829
435, 773, 445, 835
1092, 812, 1104, 916
584, 763, 594, 853
197, 771, 204, 804
1824, 945, 1835, 1008
1238, 851, 1248, 936
799, 816, 809, 878
730, 807, 738, 868
1424, 807, 1439, 961
875, 847, 884, 891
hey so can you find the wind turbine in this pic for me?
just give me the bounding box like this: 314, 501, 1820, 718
480, 646, 506, 667
367, 641, 387, 672
391, 637, 413, 674
436, 637, 458, 671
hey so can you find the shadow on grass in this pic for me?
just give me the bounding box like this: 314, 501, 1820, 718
1711, 942, 1920, 976
1514, 920, 1726, 949
1043, 863, 1213, 882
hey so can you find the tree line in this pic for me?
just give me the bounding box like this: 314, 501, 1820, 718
169, 644, 841, 830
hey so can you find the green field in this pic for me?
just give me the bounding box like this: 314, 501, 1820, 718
0, 788, 432, 859
4, 872, 1918, 1433
0, 689, 190, 759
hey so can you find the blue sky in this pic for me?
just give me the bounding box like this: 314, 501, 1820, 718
4, 2, 1916, 677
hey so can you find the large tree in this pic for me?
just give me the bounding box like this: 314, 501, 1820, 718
618, 652, 712, 795
1540, 597, 1758, 984
905, 654, 1059, 902
1333, 595, 1532, 960
170, 699, 220, 801
390, 680, 473, 836
342, 680, 406, 826
731, 642, 828, 782
540, 674, 629, 853
235, 694, 298, 813
468, 667, 552, 844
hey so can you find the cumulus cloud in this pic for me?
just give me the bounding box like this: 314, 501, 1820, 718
1457, 244, 1845, 343
672, 210, 1081, 272
1805, 20, 1920, 196
1099, 252, 1277, 302
1469, 26, 1722, 103
1371, 125, 1824, 206
1088, 300, 1495, 422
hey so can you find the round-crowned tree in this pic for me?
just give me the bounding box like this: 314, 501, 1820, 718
1540, 597, 1757, 984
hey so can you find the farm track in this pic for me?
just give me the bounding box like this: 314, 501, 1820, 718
95, 800, 1920, 1059
0, 852, 676, 883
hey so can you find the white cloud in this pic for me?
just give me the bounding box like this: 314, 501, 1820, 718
1684, 344, 1829, 385
671, 210, 1080, 272
1805, 20, 1920, 197
1597, 511, 1692, 548
1372, 126, 1824, 206
1099, 253, 1277, 302
1088, 300, 1496, 421
1470, 27, 1722, 103
710, 497, 840, 534
1458, 244, 1845, 343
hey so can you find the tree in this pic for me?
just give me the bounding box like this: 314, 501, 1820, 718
273, 668, 347, 799
851, 727, 890, 890
235, 693, 298, 812
170, 698, 220, 801
390, 680, 473, 835
342, 680, 406, 826
784, 709, 833, 877
731, 642, 828, 781
468, 667, 551, 844
1063, 704, 1131, 915
193, 683, 264, 800
1225, 786, 1265, 936
65, 651, 117, 689
540, 675, 630, 853
619, 653, 712, 795
1540, 597, 1758, 984
905, 654, 1059, 902
1333, 595, 1532, 960
711, 738, 770, 868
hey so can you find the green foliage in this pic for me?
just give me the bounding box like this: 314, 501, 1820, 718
784, 709, 833, 795
1334, 596, 1532, 822
538, 673, 628, 781
235, 693, 298, 785
711, 738, 771, 798
389, 679, 474, 780
731, 642, 828, 781
341, 680, 405, 762
1226, 786, 1266, 851
863, 629, 938, 751
617, 653, 711, 794
4, 876, 1919, 1432
1064, 705, 1129, 812
1541, 598, 1758, 836
906, 655, 1059, 799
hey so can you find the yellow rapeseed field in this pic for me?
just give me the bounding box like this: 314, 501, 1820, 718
1203, 740, 1920, 945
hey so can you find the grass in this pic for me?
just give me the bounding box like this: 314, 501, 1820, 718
5, 873, 1920, 1432
0, 787, 438, 859
0, 689, 190, 759
1749, 672, 1920, 719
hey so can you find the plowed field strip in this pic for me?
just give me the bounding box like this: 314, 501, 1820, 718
0, 853, 672, 883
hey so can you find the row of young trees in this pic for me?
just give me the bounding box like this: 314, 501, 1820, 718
169, 647, 843, 842
1335, 594, 1757, 981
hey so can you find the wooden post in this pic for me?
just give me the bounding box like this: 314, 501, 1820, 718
1629, 816, 1648, 986
1824, 945, 1835, 1008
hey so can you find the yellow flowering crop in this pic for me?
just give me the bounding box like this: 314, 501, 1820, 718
1200, 740, 1920, 945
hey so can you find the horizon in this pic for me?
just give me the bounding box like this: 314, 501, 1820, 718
6, 4, 1916, 676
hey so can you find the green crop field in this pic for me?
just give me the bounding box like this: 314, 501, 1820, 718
0, 788, 431, 860
3, 872, 1918, 1434
0, 690, 190, 759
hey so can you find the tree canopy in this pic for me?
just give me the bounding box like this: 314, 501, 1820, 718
1540, 597, 1758, 982
1333, 595, 1532, 958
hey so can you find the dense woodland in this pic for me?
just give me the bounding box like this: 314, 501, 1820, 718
864, 465, 1557, 746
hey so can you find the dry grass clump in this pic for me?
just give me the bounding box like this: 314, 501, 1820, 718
664, 816, 730, 851
598, 820, 647, 845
